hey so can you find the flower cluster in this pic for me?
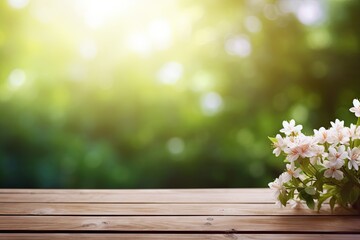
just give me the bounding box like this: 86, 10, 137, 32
269, 99, 360, 211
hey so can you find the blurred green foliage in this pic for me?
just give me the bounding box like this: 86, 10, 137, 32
0, 0, 359, 188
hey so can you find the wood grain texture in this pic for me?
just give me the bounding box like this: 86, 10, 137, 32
0, 234, 359, 240
0, 188, 358, 239
1, 216, 360, 232
0, 189, 273, 203
0, 203, 355, 216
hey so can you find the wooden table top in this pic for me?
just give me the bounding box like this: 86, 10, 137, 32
0, 188, 359, 239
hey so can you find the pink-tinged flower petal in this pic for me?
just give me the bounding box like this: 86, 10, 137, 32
348, 161, 353, 170
350, 99, 360, 117
289, 199, 304, 209
334, 159, 345, 168
273, 148, 281, 157
330, 119, 344, 130
280, 120, 302, 136
354, 163, 359, 171
328, 146, 337, 155
275, 200, 283, 208
348, 158, 359, 171
282, 173, 292, 183
340, 152, 349, 159
295, 168, 301, 177
354, 99, 360, 108
287, 154, 299, 162
333, 170, 344, 180
324, 169, 333, 178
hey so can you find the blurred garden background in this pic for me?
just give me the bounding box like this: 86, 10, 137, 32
0, 0, 359, 188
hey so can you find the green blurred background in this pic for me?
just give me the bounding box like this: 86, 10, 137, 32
0, 0, 359, 188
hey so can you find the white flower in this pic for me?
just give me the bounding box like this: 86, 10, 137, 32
289, 199, 304, 209
272, 134, 287, 157
310, 145, 326, 165
284, 135, 316, 162
269, 98, 360, 211
282, 163, 301, 182
346, 124, 360, 140
327, 145, 348, 164
280, 119, 303, 136
350, 99, 360, 117
268, 174, 286, 198
313, 127, 329, 144
275, 200, 283, 208
327, 128, 350, 145
324, 160, 344, 180
347, 147, 360, 170
330, 119, 345, 131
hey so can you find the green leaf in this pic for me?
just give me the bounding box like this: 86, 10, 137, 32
297, 187, 304, 194
317, 193, 332, 212
268, 136, 277, 143
299, 158, 314, 176
314, 178, 324, 192
292, 178, 300, 187
340, 181, 354, 205
315, 168, 326, 179
278, 191, 288, 206
330, 196, 336, 212
289, 189, 295, 199
299, 190, 315, 210
300, 158, 310, 168
305, 186, 316, 195
303, 178, 312, 185
349, 187, 360, 205
306, 197, 315, 210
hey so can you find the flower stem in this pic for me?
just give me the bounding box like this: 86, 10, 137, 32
354, 117, 360, 147
343, 166, 360, 189
309, 162, 318, 174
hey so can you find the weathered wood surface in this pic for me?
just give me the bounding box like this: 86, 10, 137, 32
0, 189, 273, 203
0, 189, 359, 239
1, 216, 360, 232
0, 203, 351, 215
0, 234, 359, 240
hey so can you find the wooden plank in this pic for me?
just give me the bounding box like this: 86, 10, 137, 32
0, 216, 360, 232
0, 234, 359, 240
0, 189, 266, 194
0, 203, 355, 216
0, 189, 274, 203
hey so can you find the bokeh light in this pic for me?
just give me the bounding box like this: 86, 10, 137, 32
200, 92, 223, 116
8, 69, 26, 89
7, 0, 29, 9
0, 0, 359, 188
225, 35, 252, 57
297, 0, 325, 26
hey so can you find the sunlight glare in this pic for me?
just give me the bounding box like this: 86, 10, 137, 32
191, 71, 215, 92
30, 4, 52, 24
297, 0, 325, 26
7, 0, 29, 9
157, 62, 183, 85
68, 63, 87, 81
245, 16, 262, 33
225, 35, 252, 58
8, 69, 26, 88
127, 31, 152, 55
76, 0, 134, 29
79, 39, 98, 60
148, 19, 172, 50
200, 91, 223, 116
